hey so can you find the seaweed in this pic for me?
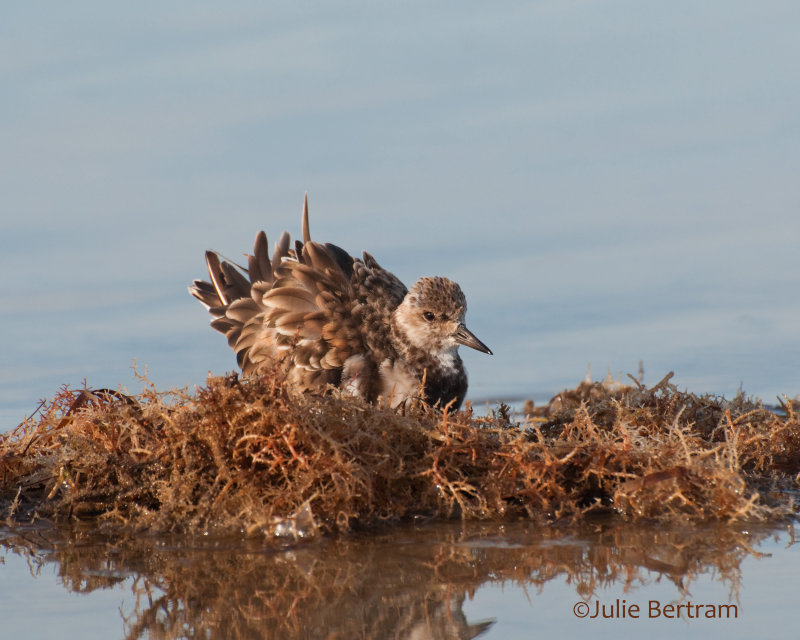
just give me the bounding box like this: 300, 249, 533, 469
1, 370, 798, 537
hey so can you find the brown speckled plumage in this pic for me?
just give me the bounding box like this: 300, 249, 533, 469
189, 195, 491, 408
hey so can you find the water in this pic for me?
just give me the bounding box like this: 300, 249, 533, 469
2, 1, 800, 429
0, 520, 796, 639
2, 2, 799, 636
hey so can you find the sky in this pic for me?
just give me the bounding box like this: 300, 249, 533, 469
2, 1, 799, 427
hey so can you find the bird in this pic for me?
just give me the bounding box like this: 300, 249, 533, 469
189, 195, 492, 409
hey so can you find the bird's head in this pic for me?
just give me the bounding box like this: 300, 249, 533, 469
393, 276, 492, 359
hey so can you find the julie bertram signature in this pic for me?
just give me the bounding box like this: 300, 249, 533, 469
572, 598, 738, 620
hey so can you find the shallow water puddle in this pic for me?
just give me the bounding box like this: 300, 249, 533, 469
0, 519, 796, 639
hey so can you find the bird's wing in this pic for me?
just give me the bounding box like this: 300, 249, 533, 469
351, 252, 408, 359
189, 194, 405, 385
189, 229, 293, 373
261, 240, 365, 372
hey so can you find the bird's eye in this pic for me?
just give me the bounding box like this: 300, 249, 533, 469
423, 311, 435, 322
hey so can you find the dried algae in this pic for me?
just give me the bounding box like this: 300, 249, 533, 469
1, 371, 798, 537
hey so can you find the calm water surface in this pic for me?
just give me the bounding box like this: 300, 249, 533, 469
2, 3, 799, 638
0, 519, 796, 639
3, 1, 800, 428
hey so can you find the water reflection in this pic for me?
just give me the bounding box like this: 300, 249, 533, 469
0, 519, 787, 639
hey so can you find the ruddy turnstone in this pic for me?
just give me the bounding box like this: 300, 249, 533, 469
189, 195, 491, 409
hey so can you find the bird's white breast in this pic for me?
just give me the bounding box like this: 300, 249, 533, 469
378, 359, 420, 408
435, 348, 459, 375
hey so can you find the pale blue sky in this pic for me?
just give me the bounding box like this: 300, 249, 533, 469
2, 1, 800, 425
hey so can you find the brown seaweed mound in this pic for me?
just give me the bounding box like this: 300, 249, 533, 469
1, 371, 798, 536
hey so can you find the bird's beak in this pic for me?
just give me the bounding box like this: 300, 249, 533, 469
454, 324, 493, 355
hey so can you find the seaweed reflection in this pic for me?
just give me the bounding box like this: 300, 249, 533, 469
1, 519, 786, 639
